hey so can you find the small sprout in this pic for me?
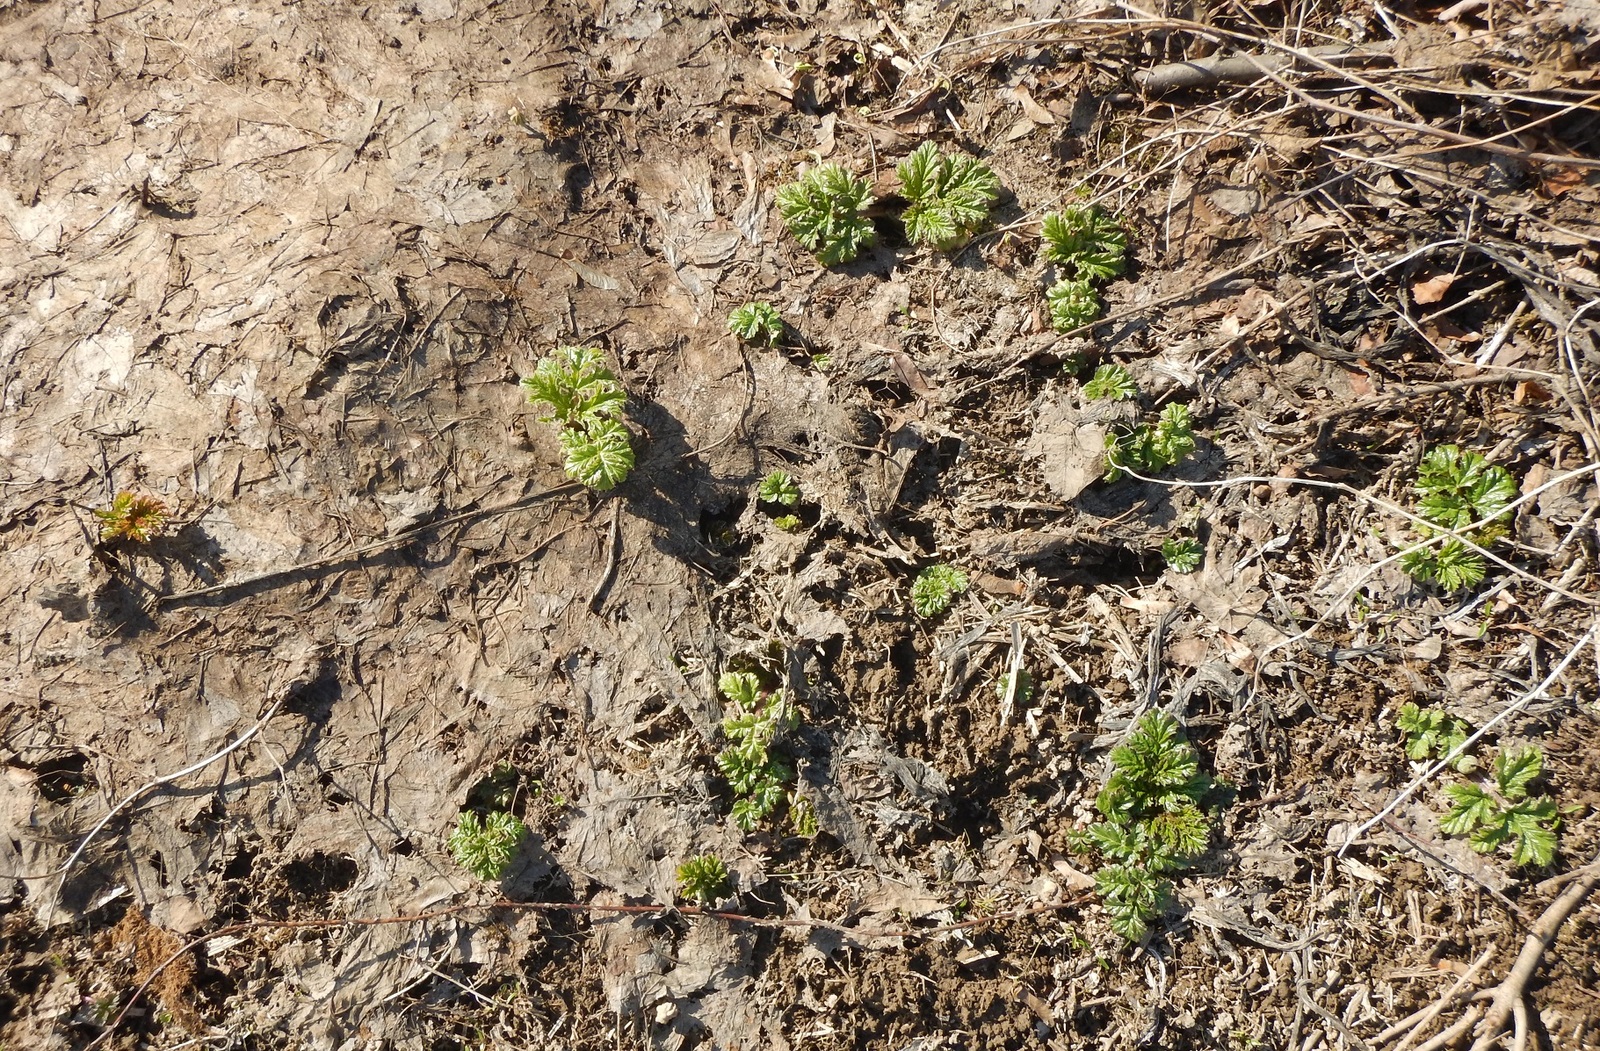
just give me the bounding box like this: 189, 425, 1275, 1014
1440, 745, 1559, 867
676, 854, 731, 905
1059, 352, 1089, 378
1105, 403, 1196, 482
772, 514, 802, 532
911, 564, 969, 618
448, 810, 527, 881
1042, 205, 1128, 282
789, 794, 820, 838
1396, 702, 1476, 772
1047, 278, 1100, 333
728, 302, 784, 345
521, 346, 634, 491
1083, 364, 1139, 402
777, 163, 877, 266
810, 353, 833, 371
716, 672, 800, 832
1072, 711, 1214, 939
1400, 445, 1516, 591
996, 670, 1034, 704
1161, 537, 1203, 574
758, 470, 801, 507
896, 141, 1000, 249
95, 493, 168, 544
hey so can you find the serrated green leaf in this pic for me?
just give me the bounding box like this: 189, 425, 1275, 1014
897, 143, 998, 249
1493, 746, 1543, 800
719, 671, 761, 708
1468, 816, 1512, 854
1083, 364, 1139, 401
1047, 278, 1100, 332
778, 163, 877, 265
559, 418, 634, 490
1441, 782, 1497, 835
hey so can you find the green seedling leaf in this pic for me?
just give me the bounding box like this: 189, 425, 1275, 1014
728, 301, 784, 345
676, 854, 730, 904
911, 564, 968, 618
758, 470, 800, 507
1083, 364, 1138, 402
897, 141, 1000, 250
777, 163, 877, 265
1047, 277, 1100, 332
559, 418, 634, 491
1161, 537, 1203, 573
1042, 205, 1128, 282
1493, 745, 1542, 801
448, 810, 527, 881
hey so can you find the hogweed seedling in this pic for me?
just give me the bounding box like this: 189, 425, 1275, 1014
777, 163, 876, 266
996, 670, 1035, 704
1105, 403, 1196, 482
896, 141, 1000, 249
772, 514, 802, 532
1043, 205, 1128, 282
1047, 278, 1100, 333
1396, 702, 1476, 773
1399, 445, 1516, 591
1083, 364, 1138, 402
728, 302, 784, 345
676, 854, 731, 905
758, 470, 800, 507
716, 672, 801, 832
95, 492, 168, 544
1440, 745, 1558, 867
521, 346, 634, 491
911, 564, 968, 618
1161, 537, 1203, 574
448, 810, 527, 881
1069, 711, 1214, 940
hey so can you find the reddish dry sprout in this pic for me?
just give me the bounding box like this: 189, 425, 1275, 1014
94, 492, 167, 544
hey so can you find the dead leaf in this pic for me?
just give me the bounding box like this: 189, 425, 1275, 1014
1007, 84, 1056, 125
1536, 165, 1589, 198
1411, 274, 1454, 304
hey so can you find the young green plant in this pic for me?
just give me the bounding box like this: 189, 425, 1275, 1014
676, 854, 731, 905
728, 302, 784, 345
1105, 403, 1196, 482
716, 672, 810, 833
1041, 205, 1128, 333
521, 346, 634, 491
1161, 537, 1203, 574
95, 493, 168, 544
1396, 703, 1475, 772
1441, 745, 1559, 867
1083, 364, 1138, 402
896, 141, 999, 250
1400, 445, 1515, 591
911, 564, 968, 618
777, 163, 876, 266
1070, 711, 1214, 940
449, 810, 527, 881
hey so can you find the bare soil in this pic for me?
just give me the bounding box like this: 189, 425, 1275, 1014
2, 0, 1599, 1049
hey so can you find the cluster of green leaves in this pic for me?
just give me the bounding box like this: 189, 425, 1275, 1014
448, 810, 528, 881
911, 564, 969, 618
716, 672, 812, 833
777, 163, 877, 265
1071, 711, 1213, 940
676, 854, 731, 905
728, 301, 785, 345
1105, 404, 1196, 482
1042, 205, 1128, 333
1161, 537, 1203, 574
897, 142, 1000, 250
759, 470, 800, 506
95, 492, 168, 544
1400, 445, 1516, 591
758, 470, 802, 531
1396, 702, 1476, 772
521, 346, 634, 491
1441, 746, 1558, 867
1083, 364, 1139, 402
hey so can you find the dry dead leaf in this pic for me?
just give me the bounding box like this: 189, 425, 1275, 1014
1411, 274, 1454, 304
